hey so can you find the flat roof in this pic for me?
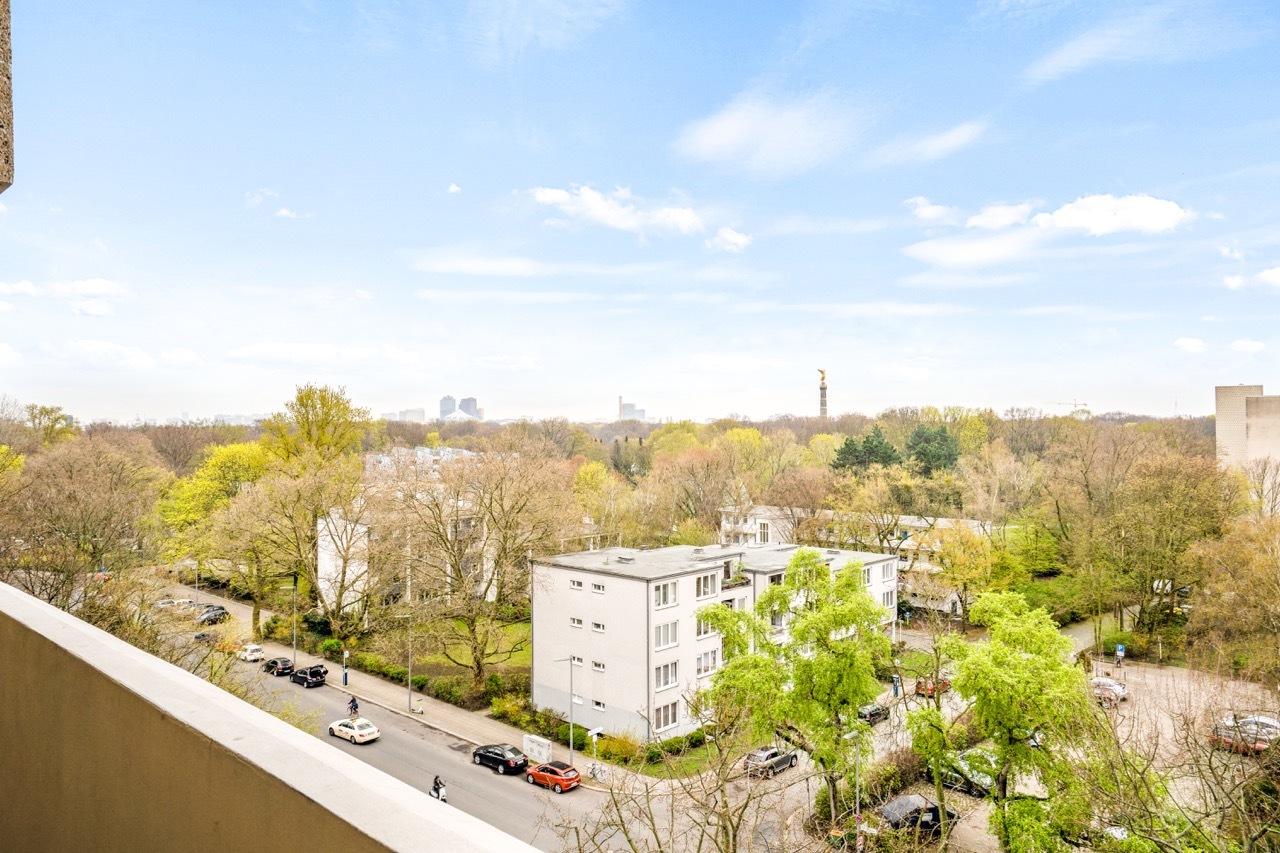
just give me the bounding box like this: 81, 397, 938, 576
534, 543, 896, 582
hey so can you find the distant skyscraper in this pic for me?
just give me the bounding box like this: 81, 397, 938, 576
439, 396, 456, 418
399, 408, 426, 423
459, 397, 479, 418
618, 397, 645, 421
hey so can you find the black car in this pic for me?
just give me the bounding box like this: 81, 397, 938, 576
290, 664, 328, 688
195, 607, 230, 625
876, 794, 958, 836
472, 743, 529, 775
857, 702, 890, 725
262, 657, 294, 677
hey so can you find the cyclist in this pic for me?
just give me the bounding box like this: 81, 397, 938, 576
347, 696, 359, 717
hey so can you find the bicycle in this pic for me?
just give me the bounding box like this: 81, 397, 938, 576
587, 762, 608, 782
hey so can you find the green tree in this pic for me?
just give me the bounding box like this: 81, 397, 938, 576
25, 403, 77, 447
862, 425, 902, 468
261, 384, 371, 463
940, 592, 1094, 852
832, 435, 865, 470
157, 441, 270, 550
700, 547, 890, 822
906, 425, 959, 475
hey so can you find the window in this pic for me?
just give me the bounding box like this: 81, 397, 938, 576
592, 700, 605, 711
655, 661, 679, 690
881, 563, 895, 581
695, 573, 718, 599
653, 581, 678, 608
592, 621, 605, 633
572, 693, 583, 705
569, 579, 583, 590
570, 655, 583, 667
769, 573, 783, 586
654, 701, 679, 731
882, 590, 895, 609
758, 521, 770, 543
696, 618, 716, 638
654, 620, 679, 650
863, 565, 871, 586
592, 661, 605, 673
696, 649, 719, 677
592, 582, 605, 593
570, 617, 583, 628
770, 610, 785, 630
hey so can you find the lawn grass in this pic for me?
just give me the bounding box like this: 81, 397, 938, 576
635, 728, 757, 778
410, 621, 532, 671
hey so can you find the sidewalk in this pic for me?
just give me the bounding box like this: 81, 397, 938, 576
177, 585, 601, 777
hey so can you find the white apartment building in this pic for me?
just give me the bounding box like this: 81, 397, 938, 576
531, 543, 899, 740
1216, 384, 1280, 467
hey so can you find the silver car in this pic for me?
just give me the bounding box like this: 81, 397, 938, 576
1091, 677, 1128, 702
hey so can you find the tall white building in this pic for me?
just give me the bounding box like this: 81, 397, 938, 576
531, 543, 898, 740
1215, 384, 1280, 467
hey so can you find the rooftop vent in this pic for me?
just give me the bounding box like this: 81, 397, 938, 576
826, 549, 839, 555
617, 556, 636, 564
692, 548, 703, 554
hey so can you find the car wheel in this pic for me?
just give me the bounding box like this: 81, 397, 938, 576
789, 755, 798, 768
497, 764, 506, 775
328, 727, 336, 737
350, 735, 358, 744
474, 754, 482, 765
766, 766, 775, 778
526, 774, 535, 784
553, 783, 563, 794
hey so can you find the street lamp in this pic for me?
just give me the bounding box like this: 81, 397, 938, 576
279, 576, 298, 666
397, 611, 414, 712
553, 656, 576, 766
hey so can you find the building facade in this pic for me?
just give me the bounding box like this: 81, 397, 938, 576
459, 397, 480, 418
531, 543, 899, 740
1216, 384, 1280, 467
439, 395, 456, 418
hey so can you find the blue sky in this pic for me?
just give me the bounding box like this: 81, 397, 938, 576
3, 1, 1279, 424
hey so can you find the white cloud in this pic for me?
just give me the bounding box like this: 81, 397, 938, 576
966, 202, 1033, 230
48, 278, 129, 298
245, 188, 278, 208
354, 289, 374, 300
1202, 315, 1224, 323
900, 271, 1025, 289
467, 0, 626, 60
0, 202, 6, 214
70, 299, 114, 316
1223, 275, 1245, 290
905, 196, 957, 223
447, 183, 462, 194
705, 227, 752, 253
0, 280, 38, 296
1031, 194, 1194, 235
903, 228, 1047, 268
531, 185, 703, 236
1022, 7, 1255, 86
276, 208, 298, 219
1174, 337, 1206, 353
1219, 245, 1244, 261
417, 289, 601, 304
870, 120, 987, 165
673, 91, 862, 178
1259, 267, 1280, 287
671, 292, 731, 304
227, 342, 377, 366
404, 248, 664, 277
0, 301, 10, 312
1232, 339, 1266, 352
0, 343, 19, 366
161, 348, 203, 367
68, 340, 156, 369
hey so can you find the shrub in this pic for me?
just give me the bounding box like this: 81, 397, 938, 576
1101, 630, 1146, 658
643, 743, 664, 764
684, 728, 706, 749
301, 610, 331, 636
597, 734, 641, 763
261, 614, 288, 642
383, 664, 408, 684
814, 782, 856, 825
319, 638, 344, 661
555, 723, 589, 750
534, 707, 565, 739
864, 747, 925, 803
658, 734, 688, 755
411, 674, 429, 692
490, 694, 531, 728
480, 673, 506, 704
429, 675, 468, 707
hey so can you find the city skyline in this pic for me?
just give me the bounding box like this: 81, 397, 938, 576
3, 2, 1279, 423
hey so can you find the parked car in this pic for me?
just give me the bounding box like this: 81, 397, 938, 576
153, 598, 176, 609
472, 744, 529, 775
237, 644, 264, 662
915, 674, 951, 697
875, 793, 958, 836
195, 607, 230, 625
262, 657, 294, 677
329, 717, 380, 744
1090, 677, 1129, 702
193, 631, 219, 644
857, 702, 890, 725
290, 664, 328, 688
938, 748, 997, 797
1235, 715, 1280, 738
525, 761, 580, 793
1210, 720, 1275, 755
743, 746, 798, 777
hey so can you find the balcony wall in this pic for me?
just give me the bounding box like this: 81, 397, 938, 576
0, 582, 534, 853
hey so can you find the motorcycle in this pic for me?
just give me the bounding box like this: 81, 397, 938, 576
430, 782, 448, 804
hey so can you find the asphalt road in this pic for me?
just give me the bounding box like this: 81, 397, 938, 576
164, 587, 601, 852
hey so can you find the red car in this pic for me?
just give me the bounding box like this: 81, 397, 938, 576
526, 761, 580, 793
1210, 722, 1273, 756
915, 675, 952, 697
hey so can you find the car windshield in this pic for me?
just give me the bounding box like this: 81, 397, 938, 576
356, 723, 375, 731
